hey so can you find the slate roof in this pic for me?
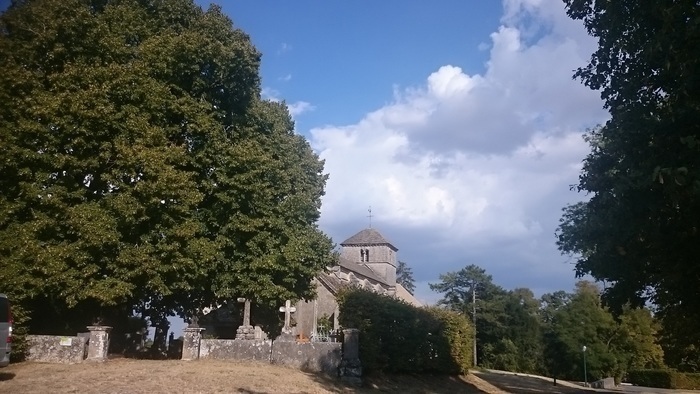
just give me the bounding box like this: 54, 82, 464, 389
317, 272, 346, 294
337, 257, 389, 286
340, 228, 398, 251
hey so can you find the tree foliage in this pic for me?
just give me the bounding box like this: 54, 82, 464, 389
556, 0, 700, 368
338, 287, 473, 375
543, 281, 665, 382
430, 265, 543, 373
431, 265, 666, 379
0, 0, 333, 336
396, 260, 415, 294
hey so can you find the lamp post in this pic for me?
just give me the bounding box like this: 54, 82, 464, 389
582, 345, 588, 387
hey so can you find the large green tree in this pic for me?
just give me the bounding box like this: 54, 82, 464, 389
0, 0, 333, 337
556, 0, 700, 368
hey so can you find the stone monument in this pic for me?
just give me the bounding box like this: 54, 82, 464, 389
277, 300, 297, 341
235, 297, 256, 340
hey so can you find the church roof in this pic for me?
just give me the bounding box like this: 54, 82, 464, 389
338, 257, 390, 286
340, 228, 398, 251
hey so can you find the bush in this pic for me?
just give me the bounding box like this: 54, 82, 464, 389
628, 369, 700, 390
337, 288, 473, 375
628, 369, 673, 388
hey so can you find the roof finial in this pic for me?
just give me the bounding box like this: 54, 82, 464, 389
367, 206, 373, 228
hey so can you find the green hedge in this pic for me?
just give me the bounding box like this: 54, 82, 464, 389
337, 287, 473, 375
628, 369, 700, 390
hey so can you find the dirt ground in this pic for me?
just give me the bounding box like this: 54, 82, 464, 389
0, 359, 492, 394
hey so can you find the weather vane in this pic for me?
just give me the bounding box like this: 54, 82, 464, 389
367, 206, 373, 228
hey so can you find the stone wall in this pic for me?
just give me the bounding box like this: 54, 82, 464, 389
199, 339, 272, 362
184, 328, 360, 383
271, 341, 341, 375
26, 335, 88, 364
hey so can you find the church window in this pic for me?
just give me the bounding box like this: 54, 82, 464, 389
360, 249, 365, 262
365, 249, 370, 261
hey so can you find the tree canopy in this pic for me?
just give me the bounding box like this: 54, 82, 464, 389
396, 260, 415, 294
0, 0, 334, 335
556, 0, 700, 355
431, 265, 666, 378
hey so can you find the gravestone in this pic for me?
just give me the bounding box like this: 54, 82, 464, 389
277, 300, 297, 342
182, 327, 205, 360
339, 328, 362, 386
85, 325, 112, 362
254, 326, 268, 340
235, 298, 256, 340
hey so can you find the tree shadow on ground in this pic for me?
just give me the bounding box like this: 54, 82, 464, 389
0, 372, 15, 382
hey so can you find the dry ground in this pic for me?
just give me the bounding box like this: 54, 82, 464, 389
0, 358, 495, 394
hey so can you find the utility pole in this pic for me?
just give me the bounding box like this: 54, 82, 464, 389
472, 280, 477, 367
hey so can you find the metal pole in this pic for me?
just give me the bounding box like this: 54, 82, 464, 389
472, 281, 477, 367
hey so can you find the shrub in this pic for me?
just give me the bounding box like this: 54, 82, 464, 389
628, 369, 700, 390
628, 369, 674, 388
337, 287, 473, 375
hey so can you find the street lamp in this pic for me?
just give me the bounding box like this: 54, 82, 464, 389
582, 345, 588, 387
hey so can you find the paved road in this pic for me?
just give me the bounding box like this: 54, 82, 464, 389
472, 369, 605, 393
473, 370, 698, 394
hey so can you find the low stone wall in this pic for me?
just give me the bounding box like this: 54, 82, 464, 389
26, 335, 88, 364
184, 328, 360, 383
199, 339, 272, 362
271, 341, 341, 375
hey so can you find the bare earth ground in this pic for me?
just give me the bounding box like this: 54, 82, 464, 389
0, 358, 492, 394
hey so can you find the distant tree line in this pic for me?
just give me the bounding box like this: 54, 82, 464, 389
430, 264, 685, 382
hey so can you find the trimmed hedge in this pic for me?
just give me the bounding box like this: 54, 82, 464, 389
337, 287, 473, 375
628, 369, 700, 390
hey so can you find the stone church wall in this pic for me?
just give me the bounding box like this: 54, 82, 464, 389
295, 280, 339, 338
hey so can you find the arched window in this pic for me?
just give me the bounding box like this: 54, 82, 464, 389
360, 249, 365, 262
365, 248, 370, 262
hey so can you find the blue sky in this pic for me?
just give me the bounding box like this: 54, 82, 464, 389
200, 1, 504, 133
200, 0, 609, 304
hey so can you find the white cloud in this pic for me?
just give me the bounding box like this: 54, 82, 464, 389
279, 74, 292, 82
310, 0, 608, 299
277, 42, 292, 55
262, 88, 315, 118
261, 87, 281, 102
288, 101, 315, 117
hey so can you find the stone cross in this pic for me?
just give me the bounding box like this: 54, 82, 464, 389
237, 297, 251, 327
279, 300, 296, 334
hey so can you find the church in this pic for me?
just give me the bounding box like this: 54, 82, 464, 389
294, 227, 422, 339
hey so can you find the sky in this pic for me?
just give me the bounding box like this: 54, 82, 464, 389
198, 0, 609, 304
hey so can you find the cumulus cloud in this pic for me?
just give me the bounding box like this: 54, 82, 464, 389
288, 101, 316, 117
309, 0, 608, 303
262, 88, 315, 118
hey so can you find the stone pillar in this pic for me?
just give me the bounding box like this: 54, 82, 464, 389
181, 327, 205, 361
339, 328, 362, 385
86, 325, 112, 362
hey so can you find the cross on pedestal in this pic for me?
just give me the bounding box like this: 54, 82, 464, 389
237, 297, 251, 327
279, 300, 296, 334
